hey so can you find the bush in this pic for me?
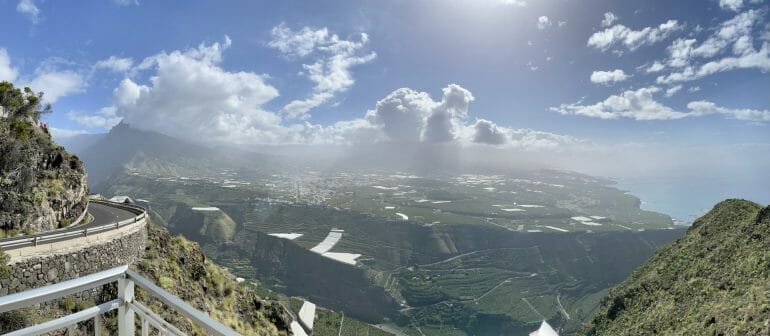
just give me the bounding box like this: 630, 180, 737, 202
158, 276, 174, 290
0, 309, 34, 333
0, 251, 10, 278
58, 217, 71, 229
9, 120, 34, 142
59, 297, 77, 312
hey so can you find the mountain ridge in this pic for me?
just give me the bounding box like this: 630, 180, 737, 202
583, 198, 770, 335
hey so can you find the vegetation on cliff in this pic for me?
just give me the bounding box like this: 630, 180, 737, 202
583, 199, 770, 335
131, 224, 290, 335
0, 81, 88, 235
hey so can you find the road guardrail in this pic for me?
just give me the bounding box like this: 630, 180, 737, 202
0, 200, 147, 251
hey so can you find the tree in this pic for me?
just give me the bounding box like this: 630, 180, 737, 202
0, 81, 51, 122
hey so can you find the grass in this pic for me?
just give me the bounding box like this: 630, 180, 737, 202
584, 200, 770, 335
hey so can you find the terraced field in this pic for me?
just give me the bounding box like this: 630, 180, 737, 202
104, 170, 686, 335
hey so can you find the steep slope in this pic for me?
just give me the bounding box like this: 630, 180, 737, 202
79, 122, 280, 189
0, 82, 88, 235
167, 206, 238, 243
583, 199, 770, 335
133, 224, 290, 335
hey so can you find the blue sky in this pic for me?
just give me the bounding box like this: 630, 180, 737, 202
1, 0, 768, 149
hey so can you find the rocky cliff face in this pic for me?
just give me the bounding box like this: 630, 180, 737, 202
0, 84, 88, 235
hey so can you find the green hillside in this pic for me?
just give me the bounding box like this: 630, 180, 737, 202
583, 199, 770, 335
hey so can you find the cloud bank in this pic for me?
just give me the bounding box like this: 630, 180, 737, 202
552, 86, 770, 121
93, 36, 578, 151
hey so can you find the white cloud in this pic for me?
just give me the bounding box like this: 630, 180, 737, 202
666, 38, 697, 67
422, 84, 474, 143
537, 16, 551, 30
590, 69, 629, 84
665, 85, 683, 97
49, 127, 89, 138
68, 106, 122, 129
0, 49, 85, 103
687, 100, 770, 121
0, 49, 19, 82
646, 61, 666, 73
551, 87, 695, 120
660, 10, 760, 70
552, 87, 770, 121
113, 0, 139, 6
94, 56, 134, 72
268, 24, 376, 119
268, 24, 331, 58
657, 41, 770, 83
588, 19, 682, 52
558, 21, 567, 28
692, 10, 759, 59
470, 119, 581, 149
362, 84, 577, 149
654, 10, 768, 83
16, 0, 40, 24
26, 69, 86, 103
601, 12, 618, 27
472, 119, 508, 145
719, 0, 744, 11
113, 37, 288, 144
364, 87, 447, 143
499, 0, 526, 6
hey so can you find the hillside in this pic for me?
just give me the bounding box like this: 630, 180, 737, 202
0, 82, 88, 235
132, 224, 290, 335
583, 199, 770, 335
78, 122, 280, 190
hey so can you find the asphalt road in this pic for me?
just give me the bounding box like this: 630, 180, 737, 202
0, 201, 141, 249
84, 202, 137, 228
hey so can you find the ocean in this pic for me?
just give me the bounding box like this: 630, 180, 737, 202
617, 173, 770, 224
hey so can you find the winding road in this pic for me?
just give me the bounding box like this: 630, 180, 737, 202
0, 200, 145, 251
83, 202, 137, 227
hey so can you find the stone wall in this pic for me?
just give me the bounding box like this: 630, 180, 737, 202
0, 224, 147, 297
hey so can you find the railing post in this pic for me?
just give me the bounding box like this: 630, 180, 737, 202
94, 315, 102, 336
33, 236, 38, 246
118, 277, 136, 336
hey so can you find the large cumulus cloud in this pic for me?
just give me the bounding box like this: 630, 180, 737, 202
111, 37, 291, 144
95, 36, 579, 151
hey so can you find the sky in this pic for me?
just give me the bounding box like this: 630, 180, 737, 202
1, 0, 769, 217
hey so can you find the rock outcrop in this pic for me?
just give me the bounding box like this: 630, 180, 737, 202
0, 82, 88, 235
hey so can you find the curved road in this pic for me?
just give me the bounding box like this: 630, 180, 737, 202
83, 202, 138, 228
0, 201, 143, 250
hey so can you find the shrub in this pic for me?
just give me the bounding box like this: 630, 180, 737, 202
158, 276, 174, 290
58, 217, 71, 229
59, 297, 77, 312
0, 251, 10, 278
9, 120, 34, 142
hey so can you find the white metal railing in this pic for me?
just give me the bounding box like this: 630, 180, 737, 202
0, 200, 146, 251
0, 265, 240, 336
